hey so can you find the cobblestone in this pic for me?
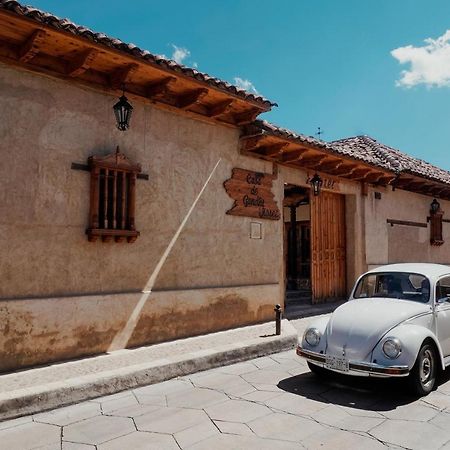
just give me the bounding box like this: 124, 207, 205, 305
2, 315, 450, 449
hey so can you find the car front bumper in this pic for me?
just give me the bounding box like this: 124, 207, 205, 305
297, 346, 410, 378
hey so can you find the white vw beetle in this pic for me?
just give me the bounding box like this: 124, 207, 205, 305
297, 263, 450, 396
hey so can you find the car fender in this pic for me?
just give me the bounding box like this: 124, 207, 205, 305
371, 323, 445, 371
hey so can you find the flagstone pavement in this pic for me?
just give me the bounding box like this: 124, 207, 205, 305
3, 319, 450, 449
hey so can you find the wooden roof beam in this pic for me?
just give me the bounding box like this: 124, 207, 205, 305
439, 188, 450, 198
328, 164, 358, 176
234, 107, 261, 126
255, 142, 289, 157
240, 135, 265, 152
364, 172, 386, 184
67, 48, 98, 77
430, 186, 448, 196
177, 88, 208, 109
110, 63, 139, 89
146, 76, 177, 99
376, 175, 397, 186
348, 168, 375, 181
298, 155, 328, 168
315, 158, 343, 172
281, 149, 310, 163
394, 176, 415, 188
207, 99, 233, 117
18, 29, 46, 63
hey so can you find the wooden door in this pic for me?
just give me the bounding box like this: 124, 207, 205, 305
310, 191, 346, 303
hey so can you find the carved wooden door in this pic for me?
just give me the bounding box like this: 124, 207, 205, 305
310, 191, 346, 303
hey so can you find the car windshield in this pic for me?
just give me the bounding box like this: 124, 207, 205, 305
353, 272, 430, 303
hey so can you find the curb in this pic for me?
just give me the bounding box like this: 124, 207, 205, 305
0, 320, 297, 421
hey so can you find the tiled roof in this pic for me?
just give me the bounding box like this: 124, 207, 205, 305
332, 135, 450, 185
256, 121, 450, 186
256, 121, 399, 170
0, 0, 276, 108
256, 120, 331, 150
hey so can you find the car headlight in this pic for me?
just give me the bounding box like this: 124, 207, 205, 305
304, 328, 321, 346
382, 338, 402, 359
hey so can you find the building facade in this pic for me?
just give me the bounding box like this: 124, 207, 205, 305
1, 1, 450, 373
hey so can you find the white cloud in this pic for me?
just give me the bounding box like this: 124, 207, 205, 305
233, 77, 258, 94
391, 30, 450, 88
171, 45, 190, 64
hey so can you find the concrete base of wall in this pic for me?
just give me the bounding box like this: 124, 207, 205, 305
0, 284, 280, 373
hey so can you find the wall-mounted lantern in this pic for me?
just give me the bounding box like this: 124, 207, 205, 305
430, 198, 444, 246
431, 198, 441, 214
113, 91, 133, 131
310, 173, 323, 196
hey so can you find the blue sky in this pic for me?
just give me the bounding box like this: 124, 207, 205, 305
30, 1, 450, 169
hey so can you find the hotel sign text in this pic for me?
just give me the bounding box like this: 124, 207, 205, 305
306, 174, 339, 191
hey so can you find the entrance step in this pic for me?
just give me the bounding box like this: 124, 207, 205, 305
286, 289, 311, 299
285, 289, 312, 306
284, 300, 346, 320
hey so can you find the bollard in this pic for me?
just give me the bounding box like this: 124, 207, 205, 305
274, 304, 282, 335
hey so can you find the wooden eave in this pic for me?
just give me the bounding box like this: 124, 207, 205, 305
240, 130, 450, 200
240, 130, 396, 188
393, 173, 450, 200
0, 10, 271, 127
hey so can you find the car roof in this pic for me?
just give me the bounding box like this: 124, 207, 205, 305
367, 263, 450, 279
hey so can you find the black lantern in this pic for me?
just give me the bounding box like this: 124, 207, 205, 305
310, 173, 323, 196
113, 92, 133, 131
431, 198, 441, 214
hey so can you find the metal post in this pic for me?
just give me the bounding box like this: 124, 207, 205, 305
274, 304, 282, 335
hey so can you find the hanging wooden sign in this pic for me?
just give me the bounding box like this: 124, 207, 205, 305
224, 168, 280, 220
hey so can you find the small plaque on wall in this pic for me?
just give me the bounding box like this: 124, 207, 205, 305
250, 222, 262, 239
224, 168, 281, 220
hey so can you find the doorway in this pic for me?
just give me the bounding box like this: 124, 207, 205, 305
283, 185, 312, 307
283, 185, 347, 310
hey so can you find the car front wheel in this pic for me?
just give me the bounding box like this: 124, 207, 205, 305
409, 343, 437, 396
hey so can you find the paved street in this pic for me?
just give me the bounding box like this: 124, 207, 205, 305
3, 318, 450, 449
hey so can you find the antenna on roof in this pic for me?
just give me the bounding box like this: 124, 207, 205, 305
316, 126, 324, 139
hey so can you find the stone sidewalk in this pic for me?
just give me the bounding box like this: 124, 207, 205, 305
0, 319, 298, 421
3, 344, 450, 450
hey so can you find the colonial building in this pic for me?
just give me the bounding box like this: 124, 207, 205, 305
1, 0, 450, 373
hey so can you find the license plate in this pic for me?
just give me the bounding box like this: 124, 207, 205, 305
325, 355, 349, 372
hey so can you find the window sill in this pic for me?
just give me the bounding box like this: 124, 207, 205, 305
86, 228, 140, 243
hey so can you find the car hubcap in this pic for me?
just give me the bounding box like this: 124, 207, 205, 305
420, 349, 433, 386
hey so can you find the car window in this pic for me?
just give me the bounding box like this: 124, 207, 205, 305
354, 272, 430, 303
436, 276, 450, 303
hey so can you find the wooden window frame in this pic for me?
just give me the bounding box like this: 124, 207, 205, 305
86, 147, 141, 243
430, 207, 444, 246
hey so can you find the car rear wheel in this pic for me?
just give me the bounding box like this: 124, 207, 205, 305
307, 361, 328, 377
409, 343, 437, 396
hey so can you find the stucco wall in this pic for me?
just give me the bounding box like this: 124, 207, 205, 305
365, 186, 450, 268
0, 63, 283, 371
